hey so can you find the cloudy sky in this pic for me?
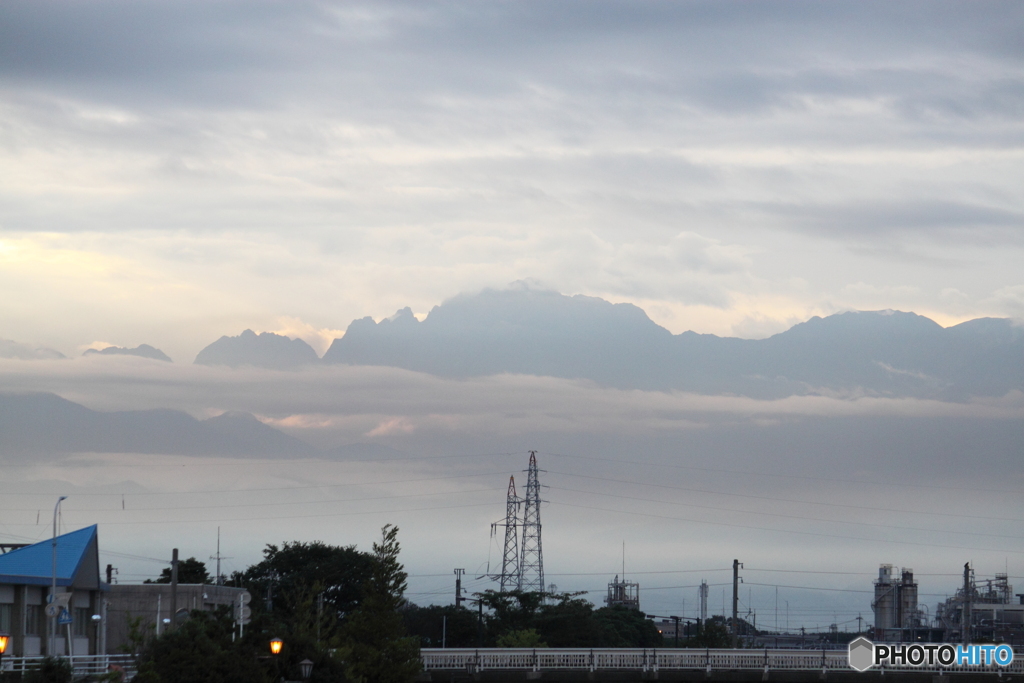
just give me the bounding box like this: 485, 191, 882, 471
1, 0, 1022, 360
2, 0, 1024, 626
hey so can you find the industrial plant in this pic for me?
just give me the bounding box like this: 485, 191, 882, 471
871, 562, 1024, 645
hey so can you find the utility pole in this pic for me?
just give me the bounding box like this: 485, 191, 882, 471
732, 559, 743, 648
477, 599, 484, 647
50, 496, 67, 658
169, 549, 179, 632
454, 568, 465, 607
962, 562, 972, 644
210, 527, 231, 586
699, 581, 708, 622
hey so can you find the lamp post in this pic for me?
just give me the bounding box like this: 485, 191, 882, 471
299, 658, 314, 680
50, 495, 67, 657
269, 637, 283, 655
0, 630, 10, 671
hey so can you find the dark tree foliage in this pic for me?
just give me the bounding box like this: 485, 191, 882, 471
688, 616, 732, 648
147, 557, 210, 584
22, 657, 72, 683
236, 540, 374, 629
592, 606, 664, 647
342, 525, 420, 683
476, 589, 547, 640
401, 604, 479, 648
136, 609, 269, 683
534, 595, 601, 647
470, 590, 663, 648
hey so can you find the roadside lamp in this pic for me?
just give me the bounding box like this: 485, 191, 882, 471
270, 637, 283, 655
0, 631, 9, 668
299, 658, 314, 679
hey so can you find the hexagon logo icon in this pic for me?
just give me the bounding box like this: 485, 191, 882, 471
848, 636, 874, 672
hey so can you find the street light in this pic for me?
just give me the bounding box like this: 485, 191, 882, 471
50, 495, 67, 657
299, 658, 314, 679
0, 631, 10, 669
269, 637, 283, 655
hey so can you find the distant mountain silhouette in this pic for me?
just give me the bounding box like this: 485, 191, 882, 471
0, 338, 65, 360
84, 344, 172, 362
322, 288, 1024, 399
194, 330, 319, 369
0, 393, 315, 457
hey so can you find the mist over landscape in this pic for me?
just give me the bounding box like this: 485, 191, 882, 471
1, 0, 1023, 637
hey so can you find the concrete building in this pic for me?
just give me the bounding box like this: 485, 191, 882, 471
0, 526, 105, 656
105, 583, 251, 653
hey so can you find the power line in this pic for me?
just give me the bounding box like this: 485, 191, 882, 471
0, 486, 501, 515
548, 500, 1024, 555
545, 451, 1024, 496
548, 484, 1024, 541
0, 469, 510, 499
545, 469, 1024, 524
11, 501, 497, 526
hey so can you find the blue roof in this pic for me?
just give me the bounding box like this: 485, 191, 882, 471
0, 525, 100, 588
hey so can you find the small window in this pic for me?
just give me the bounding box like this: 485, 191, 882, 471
0, 603, 12, 632
25, 605, 42, 635
73, 608, 90, 637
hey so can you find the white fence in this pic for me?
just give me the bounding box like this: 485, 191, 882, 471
1, 654, 137, 678
421, 648, 1024, 675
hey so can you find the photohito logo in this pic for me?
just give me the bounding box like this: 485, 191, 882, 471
847, 637, 1014, 672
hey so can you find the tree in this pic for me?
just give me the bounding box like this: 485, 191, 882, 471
401, 604, 479, 648
689, 616, 731, 648
495, 628, 547, 647
342, 525, 421, 683
592, 606, 663, 647
237, 540, 374, 630
23, 657, 72, 683
136, 608, 269, 683
147, 557, 210, 584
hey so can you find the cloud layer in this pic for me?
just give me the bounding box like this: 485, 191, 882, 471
1, 1, 1023, 360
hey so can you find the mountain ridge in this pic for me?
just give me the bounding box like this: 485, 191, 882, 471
321, 289, 1024, 399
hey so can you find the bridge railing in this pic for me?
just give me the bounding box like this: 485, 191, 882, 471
1, 654, 137, 679
421, 647, 1024, 674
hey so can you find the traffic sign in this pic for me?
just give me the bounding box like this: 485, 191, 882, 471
45, 604, 61, 618
58, 609, 72, 625
47, 593, 72, 608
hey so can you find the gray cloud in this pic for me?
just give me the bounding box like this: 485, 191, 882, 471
1, 357, 1022, 618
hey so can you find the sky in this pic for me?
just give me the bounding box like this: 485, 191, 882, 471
2, 0, 1024, 628
1, 0, 1022, 360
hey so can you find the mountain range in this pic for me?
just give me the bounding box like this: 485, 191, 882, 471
0, 392, 313, 458
5, 289, 1021, 400
83, 344, 172, 362
192, 289, 1024, 400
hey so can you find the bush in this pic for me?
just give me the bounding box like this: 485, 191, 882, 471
23, 657, 71, 683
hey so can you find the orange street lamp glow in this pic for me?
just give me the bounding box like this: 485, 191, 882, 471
0, 633, 9, 655
270, 637, 283, 655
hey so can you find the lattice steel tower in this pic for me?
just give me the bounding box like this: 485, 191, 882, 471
518, 451, 545, 593
498, 476, 521, 592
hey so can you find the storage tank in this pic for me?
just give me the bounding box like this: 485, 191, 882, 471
874, 564, 896, 630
